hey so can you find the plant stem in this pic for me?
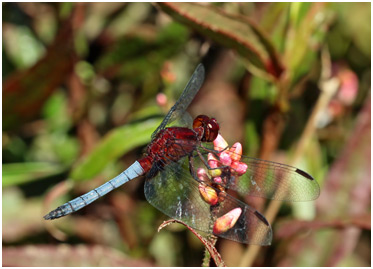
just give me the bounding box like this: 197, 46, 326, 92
239, 47, 338, 267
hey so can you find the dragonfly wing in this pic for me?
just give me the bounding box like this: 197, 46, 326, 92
144, 157, 272, 245
231, 155, 320, 201
151, 64, 205, 139
197, 147, 320, 202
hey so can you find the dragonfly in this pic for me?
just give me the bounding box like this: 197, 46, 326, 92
44, 64, 320, 245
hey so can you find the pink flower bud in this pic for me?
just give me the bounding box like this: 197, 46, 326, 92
156, 93, 168, 108
338, 69, 358, 106
213, 134, 228, 152
208, 153, 220, 169
219, 152, 232, 166
213, 208, 242, 235
231, 161, 248, 176
213, 176, 222, 184
197, 168, 209, 182
229, 142, 242, 162
199, 184, 218, 206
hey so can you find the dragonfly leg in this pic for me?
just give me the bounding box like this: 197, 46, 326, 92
188, 155, 205, 183
196, 148, 230, 171
189, 154, 235, 190
199, 144, 229, 156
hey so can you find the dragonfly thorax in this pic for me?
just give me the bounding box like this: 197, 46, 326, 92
193, 115, 219, 142
138, 127, 199, 175
138, 116, 218, 177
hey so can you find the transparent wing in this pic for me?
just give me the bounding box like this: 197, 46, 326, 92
151, 64, 205, 139
144, 157, 272, 245
197, 147, 320, 202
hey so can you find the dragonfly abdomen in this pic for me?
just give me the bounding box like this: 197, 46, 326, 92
44, 161, 145, 220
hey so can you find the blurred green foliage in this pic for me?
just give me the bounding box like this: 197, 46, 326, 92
2, 2, 370, 267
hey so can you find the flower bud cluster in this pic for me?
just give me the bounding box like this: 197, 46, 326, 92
197, 134, 248, 235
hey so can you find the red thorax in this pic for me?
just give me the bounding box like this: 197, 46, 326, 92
138, 115, 219, 173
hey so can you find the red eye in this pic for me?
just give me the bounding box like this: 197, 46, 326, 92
206, 118, 219, 142
193, 115, 210, 129
193, 115, 219, 142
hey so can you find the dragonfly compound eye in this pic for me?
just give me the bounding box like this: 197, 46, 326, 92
193, 115, 210, 129
205, 118, 219, 142
193, 115, 219, 142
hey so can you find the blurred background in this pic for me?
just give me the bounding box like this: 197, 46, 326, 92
2, 2, 370, 266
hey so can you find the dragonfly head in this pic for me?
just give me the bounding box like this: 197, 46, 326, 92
193, 115, 220, 142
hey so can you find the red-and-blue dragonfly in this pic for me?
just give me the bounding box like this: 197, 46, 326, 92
44, 64, 320, 245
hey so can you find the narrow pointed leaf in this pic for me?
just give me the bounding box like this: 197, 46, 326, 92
70, 118, 162, 181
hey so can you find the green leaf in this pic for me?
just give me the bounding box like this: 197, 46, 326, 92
2, 162, 65, 187
284, 3, 332, 80
3, 25, 45, 69
42, 90, 72, 132
157, 2, 284, 79
70, 118, 162, 181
